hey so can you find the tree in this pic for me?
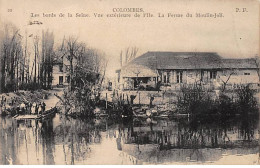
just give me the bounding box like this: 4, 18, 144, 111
0, 22, 55, 92
219, 69, 236, 92
253, 55, 260, 82
55, 37, 108, 116
41, 30, 54, 88
0, 23, 23, 93
120, 46, 139, 67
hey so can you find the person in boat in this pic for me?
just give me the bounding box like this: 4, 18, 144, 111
41, 102, 46, 113
38, 102, 42, 116
0, 103, 4, 115
24, 101, 28, 114
0, 96, 3, 115
32, 102, 37, 114
0, 96, 4, 106
20, 102, 26, 115
28, 102, 32, 114
16, 105, 20, 115
11, 98, 14, 106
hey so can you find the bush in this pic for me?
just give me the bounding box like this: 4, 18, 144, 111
176, 84, 214, 115
176, 84, 259, 116
235, 84, 258, 115
19, 82, 42, 91
216, 93, 236, 115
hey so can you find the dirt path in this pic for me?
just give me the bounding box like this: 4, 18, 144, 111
43, 88, 63, 110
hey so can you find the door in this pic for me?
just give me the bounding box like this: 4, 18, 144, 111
59, 76, 63, 85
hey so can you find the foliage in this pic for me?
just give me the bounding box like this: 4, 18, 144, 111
176, 84, 215, 115
0, 23, 55, 93
176, 84, 259, 116
0, 23, 23, 93
56, 37, 107, 117
235, 84, 258, 114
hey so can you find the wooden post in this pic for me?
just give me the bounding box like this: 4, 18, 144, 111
120, 93, 122, 106
105, 92, 108, 109
139, 92, 141, 105
163, 92, 165, 100
168, 96, 171, 111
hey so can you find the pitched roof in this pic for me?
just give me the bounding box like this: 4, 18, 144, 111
221, 58, 258, 69
126, 51, 257, 70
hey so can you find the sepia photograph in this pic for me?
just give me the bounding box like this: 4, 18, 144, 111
0, 0, 259, 165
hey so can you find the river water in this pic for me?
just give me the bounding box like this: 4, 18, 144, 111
0, 113, 259, 165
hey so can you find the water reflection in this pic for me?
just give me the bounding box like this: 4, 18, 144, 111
0, 113, 259, 165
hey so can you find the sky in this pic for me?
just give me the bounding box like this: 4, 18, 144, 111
0, 0, 259, 77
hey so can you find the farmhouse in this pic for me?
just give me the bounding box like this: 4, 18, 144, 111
52, 55, 76, 87
117, 52, 259, 90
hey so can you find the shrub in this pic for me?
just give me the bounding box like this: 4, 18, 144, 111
176, 84, 259, 116
216, 93, 236, 115
176, 84, 214, 115
235, 84, 258, 115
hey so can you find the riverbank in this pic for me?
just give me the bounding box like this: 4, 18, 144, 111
0, 88, 63, 115
100, 87, 260, 118
101, 89, 260, 106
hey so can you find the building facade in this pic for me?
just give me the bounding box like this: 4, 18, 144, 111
117, 52, 259, 90
52, 55, 76, 87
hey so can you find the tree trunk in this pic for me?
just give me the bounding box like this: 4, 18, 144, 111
69, 53, 73, 91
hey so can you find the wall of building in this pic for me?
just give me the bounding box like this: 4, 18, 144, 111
119, 68, 259, 91
52, 64, 70, 86
218, 69, 259, 84
159, 70, 215, 85
159, 69, 259, 86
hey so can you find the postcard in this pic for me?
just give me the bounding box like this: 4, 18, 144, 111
0, 0, 259, 165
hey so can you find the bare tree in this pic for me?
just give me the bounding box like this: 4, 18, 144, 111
55, 37, 108, 116
65, 37, 81, 91
253, 55, 260, 82
120, 46, 139, 67
219, 69, 236, 92
41, 30, 54, 88
0, 23, 55, 92
0, 23, 23, 93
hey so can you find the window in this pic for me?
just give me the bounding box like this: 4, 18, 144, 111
244, 72, 250, 75
59, 76, 63, 85
201, 70, 204, 81
163, 75, 167, 83
59, 64, 63, 72
176, 71, 183, 83
162, 72, 170, 83
210, 71, 217, 79
65, 65, 70, 71
66, 76, 70, 83
167, 72, 170, 83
